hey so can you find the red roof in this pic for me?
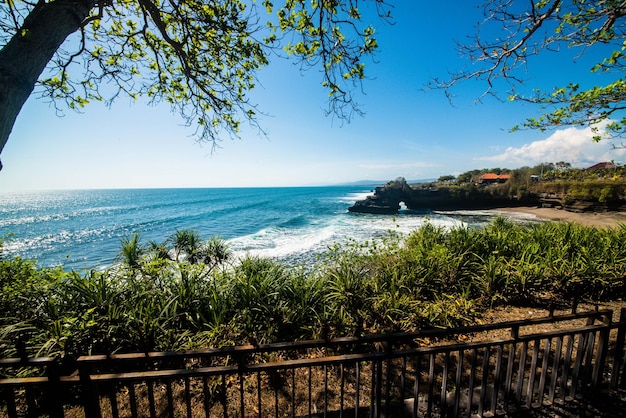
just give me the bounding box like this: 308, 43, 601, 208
479, 173, 510, 180
479, 173, 500, 180
586, 162, 616, 170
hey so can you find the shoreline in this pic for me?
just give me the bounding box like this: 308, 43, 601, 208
493, 206, 626, 228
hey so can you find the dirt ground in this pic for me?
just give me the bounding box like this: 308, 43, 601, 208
471, 300, 626, 341
495, 207, 626, 228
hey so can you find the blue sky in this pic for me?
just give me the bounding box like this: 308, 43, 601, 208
1, 2, 625, 191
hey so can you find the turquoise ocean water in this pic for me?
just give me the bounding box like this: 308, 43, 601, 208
0, 187, 528, 270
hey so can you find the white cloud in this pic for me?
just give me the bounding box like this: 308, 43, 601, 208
476, 124, 626, 168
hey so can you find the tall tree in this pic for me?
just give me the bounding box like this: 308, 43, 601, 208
0, 0, 390, 169
431, 0, 626, 143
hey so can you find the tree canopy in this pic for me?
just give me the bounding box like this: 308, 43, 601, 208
0, 0, 391, 168
432, 0, 626, 143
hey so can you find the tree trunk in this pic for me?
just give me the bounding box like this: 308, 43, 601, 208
0, 0, 97, 166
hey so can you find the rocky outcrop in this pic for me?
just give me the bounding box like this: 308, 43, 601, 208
348, 178, 533, 214
537, 193, 626, 213
347, 178, 414, 214
348, 178, 626, 215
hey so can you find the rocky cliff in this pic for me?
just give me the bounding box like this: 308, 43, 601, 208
348, 178, 531, 214
536, 193, 626, 212
348, 178, 626, 215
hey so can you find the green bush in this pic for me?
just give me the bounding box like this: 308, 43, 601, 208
1, 221, 626, 359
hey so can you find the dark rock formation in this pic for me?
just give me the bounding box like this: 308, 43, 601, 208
537, 193, 626, 213
348, 177, 534, 214
348, 178, 626, 215
348, 178, 413, 214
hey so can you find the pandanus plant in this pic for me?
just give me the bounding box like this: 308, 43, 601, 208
119, 232, 144, 271
169, 229, 202, 263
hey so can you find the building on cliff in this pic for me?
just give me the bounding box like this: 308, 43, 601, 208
478, 173, 510, 184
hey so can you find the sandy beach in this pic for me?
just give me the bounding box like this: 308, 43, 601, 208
494, 206, 626, 228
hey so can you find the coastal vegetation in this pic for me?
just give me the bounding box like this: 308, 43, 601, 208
437, 162, 626, 206
2, 219, 625, 361
350, 162, 626, 214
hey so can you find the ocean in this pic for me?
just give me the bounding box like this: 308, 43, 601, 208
0, 187, 529, 270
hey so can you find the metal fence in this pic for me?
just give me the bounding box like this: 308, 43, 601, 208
1, 308, 625, 417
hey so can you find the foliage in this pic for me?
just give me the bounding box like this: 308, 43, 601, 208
431, 0, 626, 142
448, 162, 626, 206
119, 232, 144, 269
0, 0, 391, 156
438, 174, 455, 182
169, 229, 203, 263
2, 220, 626, 360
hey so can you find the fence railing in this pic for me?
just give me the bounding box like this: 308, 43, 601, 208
1, 308, 625, 417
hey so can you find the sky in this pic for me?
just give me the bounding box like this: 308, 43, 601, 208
1, 2, 626, 191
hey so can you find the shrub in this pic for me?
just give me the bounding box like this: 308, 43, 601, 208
2, 221, 626, 359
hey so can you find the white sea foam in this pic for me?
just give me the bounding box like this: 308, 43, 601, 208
229, 223, 336, 260
227, 211, 469, 266
229, 209, 536, 267
487, 210, 544, 224
336, 191, 374, 204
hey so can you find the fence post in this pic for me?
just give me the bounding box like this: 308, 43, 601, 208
612, 308, 626, 389
591, 310, 612, 389
235, 352, 246, 418
1, 386, 18, 418
46, 359, 65, 418
384, 340, 391, 418
375, 357, 383, 418
78, 359, 102, 418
